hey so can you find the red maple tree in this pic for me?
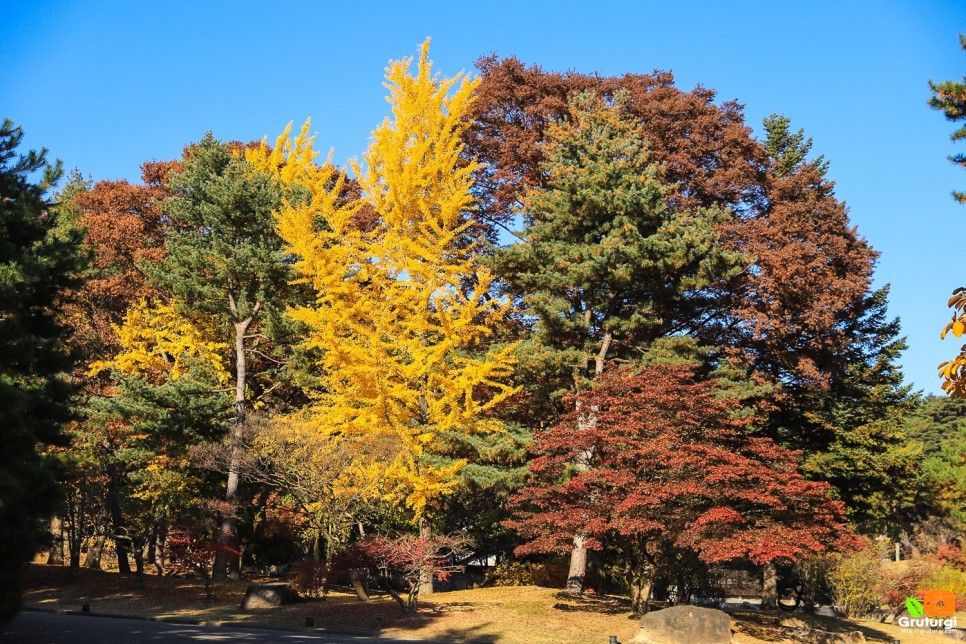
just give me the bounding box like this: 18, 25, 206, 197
354, 533, 472, 614
507, 363, 856, 613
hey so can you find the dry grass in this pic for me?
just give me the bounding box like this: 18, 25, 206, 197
22, 564, 961, 642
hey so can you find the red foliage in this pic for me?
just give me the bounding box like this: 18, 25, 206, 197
351, 533, 471, 613
935, 543, 966, 571
286, 560, 329, 598
165, 528, 238, 599
507, 364, 856, 566
69, 160, 177, 361
468, 56, 764, 235
719, 162, 877, 389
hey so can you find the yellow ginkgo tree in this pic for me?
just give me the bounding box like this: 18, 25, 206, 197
272, 40, 518, 519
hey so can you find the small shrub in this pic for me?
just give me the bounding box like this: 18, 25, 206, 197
486, 561, 567, 587
880, 562, 927, 618
287, 560, 328, 598
827, 543, 886, 618
921, 564, 966, 610
792, 555, 835, 610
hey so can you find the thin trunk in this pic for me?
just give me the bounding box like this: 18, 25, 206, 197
146, 523, 158, 565
132, 535, 146, 591
898, 515, 922, 558
214, 312, 254, 580
418, 516, 434, 597
61, 491, 85, 569
46, 516, 64, 565
107, 479, 131, 575
67, 508, 82, 570
381, 571, 409, 613
761, 562, 778, 610
153, 520, 167, 575
594, 331, 612, 377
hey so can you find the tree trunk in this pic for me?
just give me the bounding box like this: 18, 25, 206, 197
214, 315, 253, 580
46, 516, 64, 565
629, 575, 654, 615
146, 523, 158, 566
566, 330, 612, 596
418, 516, 434, 597
84, 517, 108, 570
567, 534, 588, 595
350, 569, 370, 602
107, 479, 131, 575
761, 562, 778, 610
381, 571, 409, 613
67, 513, 82, 570
153, 520, 167, 575
132, 535, 146, 591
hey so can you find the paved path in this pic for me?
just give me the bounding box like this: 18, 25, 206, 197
0, 611, 418, 644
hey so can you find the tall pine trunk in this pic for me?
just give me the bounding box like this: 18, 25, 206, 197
214, 314, 253, 580
566, 330, 611, 595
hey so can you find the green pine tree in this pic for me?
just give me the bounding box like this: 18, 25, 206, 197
801, 286, 921, 533
928, 33, 966, 203
85, 361, 232, 580
0, 119, 85, 621
905, 396, 966, 529
492, 90, 742, 417
148, 134, 293, 578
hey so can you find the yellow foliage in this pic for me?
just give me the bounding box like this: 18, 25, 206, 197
89, 299, 230, 384
940, 287, 966, 397
274, 40, 518, 517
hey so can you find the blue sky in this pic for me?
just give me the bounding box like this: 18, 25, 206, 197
3, 0, 965, 396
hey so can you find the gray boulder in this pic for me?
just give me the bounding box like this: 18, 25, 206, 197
634, 605, 731, 644
240, 583, 300, 609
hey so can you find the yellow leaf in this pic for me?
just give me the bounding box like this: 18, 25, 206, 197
88, 299, 230, 384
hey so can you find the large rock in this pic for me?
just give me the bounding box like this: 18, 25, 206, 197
634, 606, 732, 644
240, 583, 300, 609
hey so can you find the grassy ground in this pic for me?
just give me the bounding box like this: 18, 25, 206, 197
21, 564, 961, 642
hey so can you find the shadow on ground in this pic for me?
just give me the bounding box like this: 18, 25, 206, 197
551, 591, 632, 615
726, 608, 903, 643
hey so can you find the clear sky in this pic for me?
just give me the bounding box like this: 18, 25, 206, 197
3, 0, 965, 396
